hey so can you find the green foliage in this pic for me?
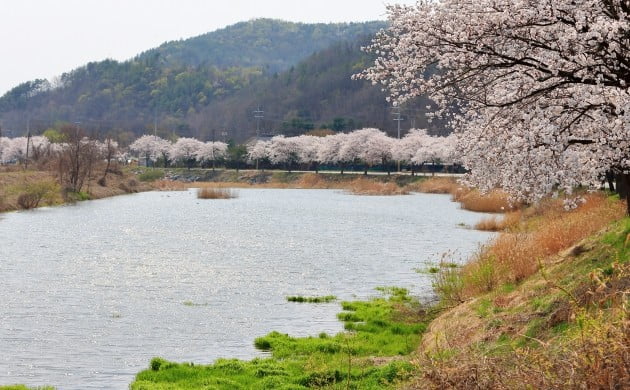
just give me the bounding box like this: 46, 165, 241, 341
131, 290, 428, 389
64, 191, 91, 202
42, 128, 67, 143
137, 169, 165, 182
431, 263, 465, 305
286, 295, 337, 303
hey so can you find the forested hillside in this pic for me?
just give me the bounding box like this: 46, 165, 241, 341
0, 19, 441, 143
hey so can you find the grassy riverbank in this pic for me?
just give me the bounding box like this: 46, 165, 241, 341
0, 166, 152, 212
410, 194, 629, 388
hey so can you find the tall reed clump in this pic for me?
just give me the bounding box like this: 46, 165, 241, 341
412, 177, 459, 194
412, 177, 517, 213
197, 187, 238, 199
348, 177, 408, 196
465, 194, 624, 296
452, 187, 517, 213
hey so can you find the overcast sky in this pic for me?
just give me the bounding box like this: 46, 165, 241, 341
0, 0, 416, 95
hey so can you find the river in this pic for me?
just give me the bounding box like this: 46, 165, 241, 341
0, 189, 493, 389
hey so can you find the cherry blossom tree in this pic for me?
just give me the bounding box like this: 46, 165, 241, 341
0, 137, 9, 164
129, 135, 169, 167
268, 135, 301, 171
0, 137, 50, 165
362, 129, 394, 174
247, 140, 270, 170
295, 135, 322, 172
339, 128, 386, 174
360, 0, 630, 210
317, 133, 350, 173
195, 141, 228, 170
394, 129, 430, 175
169, 137, 204, 169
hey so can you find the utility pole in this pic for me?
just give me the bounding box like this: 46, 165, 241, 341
253, 106, 264, 138
153, 108, 158, 136
25, 116, 31, 170
393, 107, 404, 172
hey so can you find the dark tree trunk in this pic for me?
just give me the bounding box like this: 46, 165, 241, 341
616, 173, 630, 215
606, 171, 616, 192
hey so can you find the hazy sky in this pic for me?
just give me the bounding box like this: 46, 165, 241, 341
0, 0, 416, 95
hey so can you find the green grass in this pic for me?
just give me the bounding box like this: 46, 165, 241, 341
286, 295, 337, 303
131, 288, 428, 389
137, 169, 165, 182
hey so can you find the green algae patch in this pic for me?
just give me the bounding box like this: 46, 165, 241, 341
131, 289, 427, 389
286, 295, 337, 303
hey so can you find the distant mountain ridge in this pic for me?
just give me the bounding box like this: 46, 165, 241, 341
0, 19, 442, 142
139, 19, 386, 73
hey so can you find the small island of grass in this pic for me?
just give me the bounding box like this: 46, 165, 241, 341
285, 295, 337, 303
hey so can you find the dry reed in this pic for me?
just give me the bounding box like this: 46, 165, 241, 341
453, 188, 516, 213
412, 177, 459, 194
197, 187, 238, 199
295, 173, 330, 189
462, 193, 625, 296
348, 177, 409, 196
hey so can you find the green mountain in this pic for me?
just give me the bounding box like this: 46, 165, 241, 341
0, 19, 441, 142
189, 40, 441, 141
141, 19, 385, 73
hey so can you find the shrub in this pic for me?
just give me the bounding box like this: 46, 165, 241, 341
138, 170, 165, 182
431, 262, 466, 305
16, 180, 60, 209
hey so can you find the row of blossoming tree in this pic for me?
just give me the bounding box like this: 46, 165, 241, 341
357, 0, 630, 210
0, 132, 119, 193
1, 127, 457, 175
127, 129, 457, 173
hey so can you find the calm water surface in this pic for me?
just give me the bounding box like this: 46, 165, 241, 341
0, 189, 493, 389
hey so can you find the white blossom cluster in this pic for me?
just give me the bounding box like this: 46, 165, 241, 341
247, 128, 457, 168
0, 136, 118, 164
128, 135, 228, 166
359, 0, 630, 203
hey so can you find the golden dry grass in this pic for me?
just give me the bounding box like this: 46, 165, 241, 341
411, 177, 518, 213
196, 187, 238, 199
295, 173, 332, 189
347, 177, 409, 196
462, 193, 625, 295
453, 188, 517, 213
412, 177, 459, 194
